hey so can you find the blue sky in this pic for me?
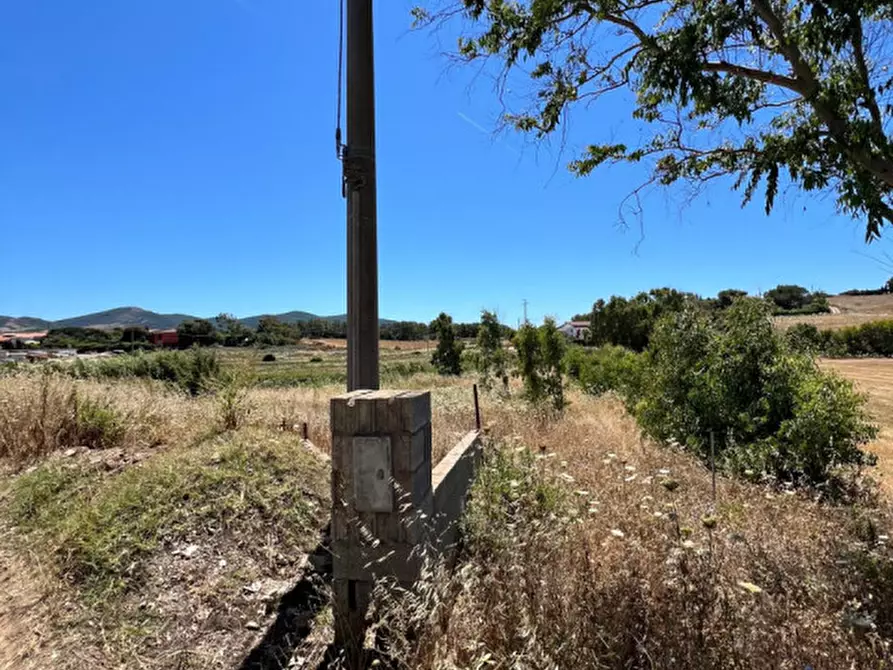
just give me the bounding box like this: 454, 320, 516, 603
1, 1, 890, 327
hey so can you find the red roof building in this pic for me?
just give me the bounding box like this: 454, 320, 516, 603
149, 329, 179, 348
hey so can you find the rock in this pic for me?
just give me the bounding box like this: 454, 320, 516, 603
64, 448, 78, 457
245, 620, 260, 631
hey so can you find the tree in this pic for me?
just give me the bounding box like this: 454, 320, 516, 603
255, 316, 302, 346
716, 289, 748, 309
177, 319, 218, 348
215, 313, 255, 347
513, 318, 566, 410
431, 312, 463, 375
476, 310, 508, 390
415, 2, 893, 240
589, 288, 689, 351
765, 284, 810, 311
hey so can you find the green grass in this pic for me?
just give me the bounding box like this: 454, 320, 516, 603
6, 431, 330, 602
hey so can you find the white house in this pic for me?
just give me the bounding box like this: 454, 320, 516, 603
558, 320, 590, 341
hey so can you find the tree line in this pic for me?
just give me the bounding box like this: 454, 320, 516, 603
28, 313, 515, 353
577, 284, 831, 352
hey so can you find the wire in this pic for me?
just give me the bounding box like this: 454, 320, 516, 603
335, 0, 345, 160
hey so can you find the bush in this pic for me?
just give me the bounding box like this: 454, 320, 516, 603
565, 345, 644, 400
835, 320, 893, 357
262, 353, 276, 362
62, 348, 220, 396
634, 299, 877, 486
784, 323, 826, 354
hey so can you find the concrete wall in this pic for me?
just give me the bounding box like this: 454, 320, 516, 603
432, 430, 483, 557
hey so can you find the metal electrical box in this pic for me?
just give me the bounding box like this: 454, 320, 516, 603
353, 436, 393, 512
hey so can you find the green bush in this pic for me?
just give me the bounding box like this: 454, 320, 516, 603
62, 349, 220, 396
835, 320, 893, 357
564, 345, 644, 400
784, 323, 826, 354
633, 299, 876, 486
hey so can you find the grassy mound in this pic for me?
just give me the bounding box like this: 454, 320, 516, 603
7, 431, 329, 602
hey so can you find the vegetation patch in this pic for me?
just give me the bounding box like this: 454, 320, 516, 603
379, 436, 893, 669
568, 299, 877, 487
60, 348, 220, 395
6, 431, 329, 602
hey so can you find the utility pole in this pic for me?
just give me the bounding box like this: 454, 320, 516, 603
344, 0, 380, 391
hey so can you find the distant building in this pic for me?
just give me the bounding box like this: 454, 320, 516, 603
558, 321, 590, 342
149, 329, 179, 348
0, 330, 48, 346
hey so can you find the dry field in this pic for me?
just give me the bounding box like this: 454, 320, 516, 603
775, 293, 893, 330
824, 357, 893, 486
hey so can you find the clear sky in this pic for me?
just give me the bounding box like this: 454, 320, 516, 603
1, 1, 891, 327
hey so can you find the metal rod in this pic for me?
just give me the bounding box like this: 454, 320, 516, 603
345, 0, 379, 391
473, 383, 481, 431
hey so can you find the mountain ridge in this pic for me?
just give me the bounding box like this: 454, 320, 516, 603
0, 307, 395, 332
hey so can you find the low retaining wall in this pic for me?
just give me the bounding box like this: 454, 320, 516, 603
432, 430, 483, 558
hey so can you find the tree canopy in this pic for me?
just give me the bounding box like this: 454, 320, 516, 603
415, 1, 893, 239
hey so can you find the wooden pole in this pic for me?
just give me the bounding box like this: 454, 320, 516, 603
473, 384, 481, 431
345, 0, 380, 392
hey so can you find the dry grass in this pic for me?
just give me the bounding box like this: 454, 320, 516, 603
0, 372, 216, 466
823, 358, 893, 490
383, 391, 893, 669
4, 369, 893, 668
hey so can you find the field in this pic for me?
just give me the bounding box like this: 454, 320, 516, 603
774, 293, 893, 330
824, 357, 893, 487
3, 346, 893, 667
216, 339, 436, 388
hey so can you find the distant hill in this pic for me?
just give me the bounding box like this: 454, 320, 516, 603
0, 307, 397, 333
53, 307, 198, 330
0, 316, 52, 332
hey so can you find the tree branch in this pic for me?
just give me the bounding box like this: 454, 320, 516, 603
850, 11, 885, 137
751, 0, 893, 189
702, 61, 799, 91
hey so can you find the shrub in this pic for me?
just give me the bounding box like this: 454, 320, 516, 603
308, 356, 323, 363
835, 320, 893, 357
565, 344, 644, 400
784, 323, 826, 354
262, 353, 277, 362
61, 348, 220, 396
634, 299, 876, 485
